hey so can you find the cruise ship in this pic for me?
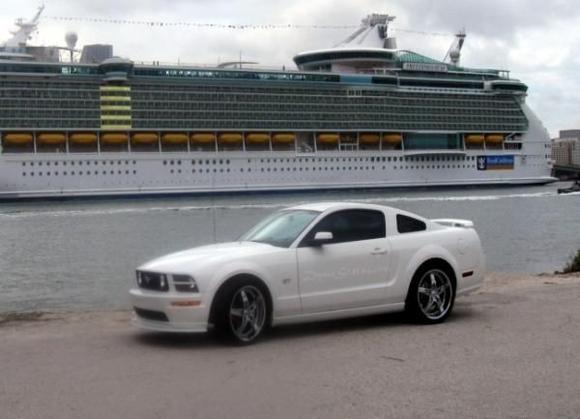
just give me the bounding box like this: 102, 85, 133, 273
0, 8, 555, 199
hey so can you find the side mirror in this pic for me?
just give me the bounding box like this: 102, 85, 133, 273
312, 231, 333, 246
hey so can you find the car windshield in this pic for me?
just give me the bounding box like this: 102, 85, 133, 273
239, 210, 320, 248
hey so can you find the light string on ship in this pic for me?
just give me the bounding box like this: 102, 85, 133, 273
43, 15, 454, 36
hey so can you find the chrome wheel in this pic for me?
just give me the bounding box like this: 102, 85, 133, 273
416, 269, 454, 321
228, 285, 267, 343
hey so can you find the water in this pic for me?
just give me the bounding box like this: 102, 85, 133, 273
0, 183, 578, 313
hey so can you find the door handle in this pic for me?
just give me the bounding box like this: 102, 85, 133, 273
371, 248, 388, 256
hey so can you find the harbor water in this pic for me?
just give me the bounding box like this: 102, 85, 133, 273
0, 184, 578, 313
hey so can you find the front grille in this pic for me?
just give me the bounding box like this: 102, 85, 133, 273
136, 271, 169, 292
134, 307, 169, 322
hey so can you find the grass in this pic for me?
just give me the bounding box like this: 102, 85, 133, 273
562, 249, 580, 274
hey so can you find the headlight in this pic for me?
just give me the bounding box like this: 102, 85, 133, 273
172, 274, 199, 293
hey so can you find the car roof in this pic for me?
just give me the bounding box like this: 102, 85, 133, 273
287, 202, 396, 213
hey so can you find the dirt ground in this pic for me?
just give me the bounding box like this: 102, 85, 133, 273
1, 272, 580, 419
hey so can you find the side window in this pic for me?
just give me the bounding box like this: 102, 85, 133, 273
397, 214, 427, 234
302, 209, 386, 245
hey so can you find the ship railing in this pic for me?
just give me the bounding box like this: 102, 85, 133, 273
134, 60, 298, 72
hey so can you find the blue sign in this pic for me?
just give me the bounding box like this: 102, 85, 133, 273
477, 155, 515, 171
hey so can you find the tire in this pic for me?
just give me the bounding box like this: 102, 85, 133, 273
213, 278, 270, 345
405, 264, 455, 324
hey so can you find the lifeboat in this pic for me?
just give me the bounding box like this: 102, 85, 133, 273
359, 133, 380, 146
245, 133, 270, 145
272, 133, 295, 145
218, 133, 243, 145
2, 133, 33, 145
132, 133, 159, 145
70, 133, 98, 145
317, 133, 339, 145
101, 133, 128, 145
161, 133, 189, 145
382, 133, 403, 145
191, 133, 216, 145
465, 134, 485, 145
38, 133, 66, 145
485, 134, 504, 145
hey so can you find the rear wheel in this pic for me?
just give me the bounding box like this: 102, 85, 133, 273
213, 280, 269, 345
406, 266, 455, 324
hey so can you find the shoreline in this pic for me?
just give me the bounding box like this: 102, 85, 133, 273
2, 271, 579, 328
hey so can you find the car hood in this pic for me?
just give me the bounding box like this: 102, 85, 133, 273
138, 241, 280, 273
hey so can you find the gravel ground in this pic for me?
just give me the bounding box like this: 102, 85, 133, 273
1, 272, 580, 419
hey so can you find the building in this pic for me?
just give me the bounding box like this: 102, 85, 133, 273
552, 130, 580, 167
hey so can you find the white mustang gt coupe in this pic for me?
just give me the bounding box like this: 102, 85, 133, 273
130, 202, 484, 344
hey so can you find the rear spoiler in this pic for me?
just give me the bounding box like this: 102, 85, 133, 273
431, 219, 475, 228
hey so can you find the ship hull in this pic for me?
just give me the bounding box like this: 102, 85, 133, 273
0, 149, 555, 200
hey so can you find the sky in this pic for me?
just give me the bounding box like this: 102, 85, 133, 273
1, 0, 579, 137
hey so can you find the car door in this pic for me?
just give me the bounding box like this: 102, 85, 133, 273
296, 209, 391, 313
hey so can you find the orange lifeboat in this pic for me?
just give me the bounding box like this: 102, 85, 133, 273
161, 133, 189, 145
2, 133, 33, 145
191, 133, 216, 145
37, 133, 66, 145
272, 133, 295, 145
465, 134, 485, 145
70, 133, 98, 145
218, 133, 243, 145
245, 133, 270, 145
132, 133, 159, 145
101, 133, 128, 145
382, 133, 403, 145
359, 133, 380, 146
485, 134, 504, 145
317, 133, 339, 145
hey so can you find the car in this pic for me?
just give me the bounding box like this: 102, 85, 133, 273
130, 202, 485, 344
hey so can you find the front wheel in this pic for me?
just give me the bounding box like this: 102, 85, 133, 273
214, 280, 269, 344
406, 267, 455, 324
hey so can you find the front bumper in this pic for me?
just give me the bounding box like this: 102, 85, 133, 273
129, 288, 209, 333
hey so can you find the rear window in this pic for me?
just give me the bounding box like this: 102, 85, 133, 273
397, 214, 427, 234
